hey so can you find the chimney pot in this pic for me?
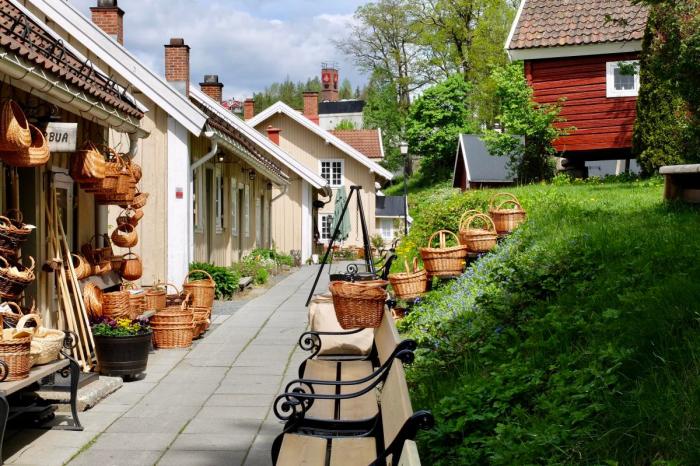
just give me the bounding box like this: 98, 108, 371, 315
266, 125, 282, 146
243, 98, 255, 120
169, 38, 186, 46
164, 38, 190, 97
303, 91, 319, 125
91, 0, 124, 45
200, 75, 224, 103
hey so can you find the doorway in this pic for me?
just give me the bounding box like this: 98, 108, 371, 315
237, 186, 244, 261
205, 168, 214, 262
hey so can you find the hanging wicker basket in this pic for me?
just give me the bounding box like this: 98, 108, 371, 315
329, 280, 388, 329
71, 141, 105, 184
388, 258, 428, 300
17, 314, 64, 367
151, 295, 194, 349
102, 290, 130, 320
0, 125, 50, 168
458, 212, 498, 253
67, 253, 92, 280
0, 100, 31, 152
0, 256, 35, 301
120, 253, 143, 281
419, 230, 467, 278
0, 214, 33, 259
183, 270, 216, 309
111, 223, 138, 248
116, 208, 142, 228
121, 191, 149, 210
489, 193, 526, 235
82, 234, 114, 275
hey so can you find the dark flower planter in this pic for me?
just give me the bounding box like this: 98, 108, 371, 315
94, 332, 151, 378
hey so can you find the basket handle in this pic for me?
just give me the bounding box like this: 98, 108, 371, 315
122, 252, 140, 261
412, 257, 420, 273
116, 223, 135, 234
3, 209, 22, 224
185, 270, 214, 284
427, 230, 460, 249
0, 302, 22, 319
26, 256, 35, 273
181, 293, 192, 310
464, 214, 497, 233
458, 209, 483, 232
495, 198, 523, 211
165, 283, 180, 294
16, 313, 41, 332
489, 192, 520, 210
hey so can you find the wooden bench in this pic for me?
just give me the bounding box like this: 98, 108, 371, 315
660, 164, 700, 203
286, 311, 415, 430
0, 332, 82, 464
272, 362, 432, 466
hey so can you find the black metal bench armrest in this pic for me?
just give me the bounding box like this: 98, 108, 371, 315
298, 328, 367, 359
370, 411, 435, 466
286, 340, 415, 392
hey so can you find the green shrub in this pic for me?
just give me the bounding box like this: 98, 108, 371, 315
399, 182, 700, 464
254, 267, 269, 285
189, 262, 240, 300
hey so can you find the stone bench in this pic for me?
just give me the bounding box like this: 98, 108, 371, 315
660, 164, 700, 203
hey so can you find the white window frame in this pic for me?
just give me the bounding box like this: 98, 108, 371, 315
230, 175, 238, 238
376, 218, 394, 242
318, 213, 334, 243
319, 159, 344, 188
244, 184, 250, 239
606, 60, 640, 98
194, 167, 205, 233
214, 166, 225, 234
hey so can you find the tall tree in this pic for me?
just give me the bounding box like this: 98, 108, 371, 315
363, 68, 406, 172
337, 0, 430, 109
339, 78, 354, 100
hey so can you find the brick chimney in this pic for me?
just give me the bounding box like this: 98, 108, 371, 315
303, 91, 319, 125
243, 98, 255, 120
266, 126, 281, 145
164, 38, 190, 96
90, 0, 124, 45
200, 75, 223, 103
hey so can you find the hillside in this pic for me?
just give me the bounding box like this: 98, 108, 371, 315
397, 179, 700, 464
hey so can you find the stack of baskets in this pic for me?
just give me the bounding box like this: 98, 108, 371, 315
0, 211, 34, 261
102, 290, 130, 320
151, 294, 194, 349
81, 234, 114, 276
183, 270, 216, 339
0, 100, 50, 168
489, 193, 527, 235
0, 256, 35, 301
458, 212, 498, 254
329, 280, 388, 329
388, 258, 428, 301
419, 230, 468, 278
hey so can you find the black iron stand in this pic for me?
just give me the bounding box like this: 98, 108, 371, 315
305, 186, 374, 306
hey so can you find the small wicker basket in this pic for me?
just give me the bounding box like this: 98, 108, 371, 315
0, 100, 31, 152
145, 284, 167, 311
0, 256, 35, 301
183, 270, 216, 309
192, 306, 210, 339
17, 314, 64, 366
458, 212, 498, 253
329, 281, 388, 329
111, 223, 138, 248
489, 193, 526, 235
388, 258, 428, 300
0, 328, 32, 381
419, 230, 468, 278
151, 295, 194, 349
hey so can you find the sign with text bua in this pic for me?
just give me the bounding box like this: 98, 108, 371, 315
46, 122, 78, 152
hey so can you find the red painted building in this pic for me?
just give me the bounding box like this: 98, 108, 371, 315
507, 0, 648, 165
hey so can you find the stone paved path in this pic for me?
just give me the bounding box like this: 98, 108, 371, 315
3, 266, 325, 466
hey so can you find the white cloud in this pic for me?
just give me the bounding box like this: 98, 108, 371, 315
70, 0, 365, 100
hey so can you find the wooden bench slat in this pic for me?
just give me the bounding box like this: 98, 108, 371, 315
0, 359, 69, 396
277, 433, 327, 466
330, 437, 376, 466
340, 361, 378, 421
398, 440, 421, 466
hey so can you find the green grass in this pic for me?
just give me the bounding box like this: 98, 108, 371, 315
398, 178, 700, 464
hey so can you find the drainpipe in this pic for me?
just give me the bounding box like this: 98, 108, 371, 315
188, 131, 218, 261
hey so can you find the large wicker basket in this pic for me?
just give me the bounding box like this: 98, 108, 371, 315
329, 281, 388, 329
0, 125, 50, 168
489, 193, 526, 235
17, 314, 64, 366
388, 259, 428, 300
0, 328, 32, 381
183, 270, 216, 309
458, 213, 498, 253
419, 230, 468, 278
0, 100, 31, 152
102, 290, 130, 320
151, 296, 194, 349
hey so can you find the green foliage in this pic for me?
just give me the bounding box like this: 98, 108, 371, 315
483, 63, 564, 183
247, 248, 293, 267
189, 262, 240, 300
370, 233, 386, 251
406, 74, 477, 182
334, 120, 357, 130
363, 68, 406, 172
339, 78, 354, 100
92, 317, 151, 337
398, 182, 700, 464
633, 3, 695, 174
254, 267, 269, 285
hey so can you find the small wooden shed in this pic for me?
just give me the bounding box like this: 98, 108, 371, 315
452, 135, 519, 191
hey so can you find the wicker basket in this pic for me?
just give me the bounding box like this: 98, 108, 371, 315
116, 208, 141, 228
183, 270, 216, 309
0, 302, 25, 328
388, 259, 428, 300
0, 100, 31, 152
71, 141, 105, 183
0, 328, 32, 381
127, 290, 146, 320
164, 283, 184, 306
489, 193, 526, 235
67, 253, 92, 280
0, 215, 33, 259
17, 314, 64, 366
102, 290, 130, 320
329, 281, 387, 329
0, 125, 50, 168
192, 306, 210, 339
81, 234, 113, 274
129, 192, 149, 210
151, 297, 194, 349
458, 213, 498, 253
111, 223, 138, 248
145, 285, 167, 311
119, 252, 142, 282
0, 256, 35, 301
83, 283, 103, 320
419, 230, 467, 278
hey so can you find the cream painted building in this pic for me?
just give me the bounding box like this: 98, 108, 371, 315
248, 101, 393, 261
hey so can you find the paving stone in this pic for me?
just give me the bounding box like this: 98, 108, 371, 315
123, 404, 200, 419
69, 449, 162, 466
5, 444, 77, 466
89, 432, 176, 451
158, 449, 246, 466
196, 405, 269, 420
169, 433, 255, 451
205, 394, 275, 408
183, 416, 262, 435
105, 414, 191, 434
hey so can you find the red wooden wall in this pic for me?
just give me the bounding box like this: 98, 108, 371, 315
526, 53, 639, 153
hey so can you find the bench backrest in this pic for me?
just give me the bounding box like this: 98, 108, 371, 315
398, 441, 421, 466
374, 310, 401, 365
380, 362, 413, 453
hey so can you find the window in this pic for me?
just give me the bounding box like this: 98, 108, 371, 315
230, 177, 238, 237
255, 196, 262, 246
320, 160, 344, 187
193, 167, 204, 232
376, 218, 394, 241
606, 61, 640, 98
214, 167, 224, 233
319, 213, 334, 242
244, 184, 250, 238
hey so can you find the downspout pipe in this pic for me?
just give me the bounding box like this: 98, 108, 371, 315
191, 131, 218, 172
271, 184, 288, 202
188, 131, 218, 262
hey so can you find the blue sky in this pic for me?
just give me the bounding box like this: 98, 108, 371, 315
71, 0, 367, 101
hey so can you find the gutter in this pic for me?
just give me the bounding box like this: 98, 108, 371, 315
190, 131, 218, 172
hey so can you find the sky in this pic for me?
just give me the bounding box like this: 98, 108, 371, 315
70, 0, 367, 101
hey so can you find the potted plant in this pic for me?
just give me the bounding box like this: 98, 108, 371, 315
92, 317, 152, 379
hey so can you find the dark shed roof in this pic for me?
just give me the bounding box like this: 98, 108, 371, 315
376, 196, 405, 218
453, 135, 520, 186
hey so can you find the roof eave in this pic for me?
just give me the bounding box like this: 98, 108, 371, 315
508, 40, 643, 61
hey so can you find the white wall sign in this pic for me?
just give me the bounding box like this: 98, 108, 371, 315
46, 122, 78, 152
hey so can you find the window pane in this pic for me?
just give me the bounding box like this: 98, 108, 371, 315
614, 67, 635, 91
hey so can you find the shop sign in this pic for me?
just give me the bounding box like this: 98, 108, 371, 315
46, 122, 78, 152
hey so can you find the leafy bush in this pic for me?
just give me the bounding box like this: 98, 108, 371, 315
189, 262, 240, 300
399, 182, 700, 464
254, 267, 269, 285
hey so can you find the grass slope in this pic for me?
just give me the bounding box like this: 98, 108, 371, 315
398, 179, 700, 464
